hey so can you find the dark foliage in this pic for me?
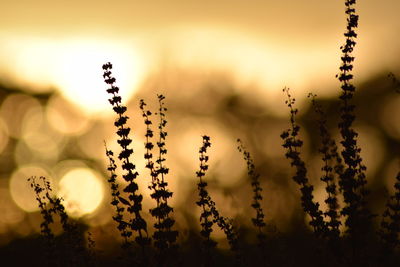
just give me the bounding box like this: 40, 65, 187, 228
280, 88, 328, 237
103, 62, 151, 252
336, 0, 373, 240
380, 171, 400, 249
308, 93, 342, 239
28, 176, 92, 266
237, 139, 267, 247
140, 96, 179, 266
104, 144, 132, 247
195, 136, 240, 266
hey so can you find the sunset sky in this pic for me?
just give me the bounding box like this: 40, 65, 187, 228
1, 0, 399, 113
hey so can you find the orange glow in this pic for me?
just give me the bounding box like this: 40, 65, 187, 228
0, 94, 41, 138
384, 158, 400, 195
380, 95, 400, 140
9, 166, 52, 213
170, 27, 339, 98
55, 40, 145, 115
0, 188, 25, 233
0, 0, 399, 111
1, 38, 146, 115
0, 118, 9, 155
169, 116, 246, 187
46, 94, 92, 136
58, 168, 104, 217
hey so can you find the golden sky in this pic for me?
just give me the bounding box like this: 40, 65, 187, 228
0, 0, 399, 112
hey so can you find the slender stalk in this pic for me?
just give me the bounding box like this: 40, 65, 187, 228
380, 171, 400, 249
102, 62, 150, 253
336, 0, 371, 239
280, 87, 327, 237
104, 143, 132, 247
308, 93, 342, 239
237, 139, 267, 247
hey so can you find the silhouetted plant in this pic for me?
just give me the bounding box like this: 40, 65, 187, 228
308, 93, 342, 239
388, 72, 400, 93
196, 136, 240, 265
153, 95, 178, 249
336, 0, 372, 239
86, 231, 97, 266
51, 191, 88, 266
237, 139, 267, 247
102, 62, 150, 251
28, 176, 56, 263
104, 144, 132, 247
212, 210, 240, 264
20, 0, 400, 264
140, 96, 178, 266
139, 98, 158, 224
280, 87, 327, 237
380, 171, 400, 249
28, 176, 89, 266
196, 135, 217, 265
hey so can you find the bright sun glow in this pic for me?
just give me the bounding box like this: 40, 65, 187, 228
0, 37, 146, 115
55, 40, 144, 115
0, 29, 341, 116
58, 168, 104, 217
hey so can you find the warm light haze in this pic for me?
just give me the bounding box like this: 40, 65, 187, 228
1, 0, 399, 113
1, 1, 400, 264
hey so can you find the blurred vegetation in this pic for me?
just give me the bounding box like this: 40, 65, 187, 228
0, 67, 399, 265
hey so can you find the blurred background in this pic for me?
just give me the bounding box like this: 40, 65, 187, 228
0, 0, 400, 253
